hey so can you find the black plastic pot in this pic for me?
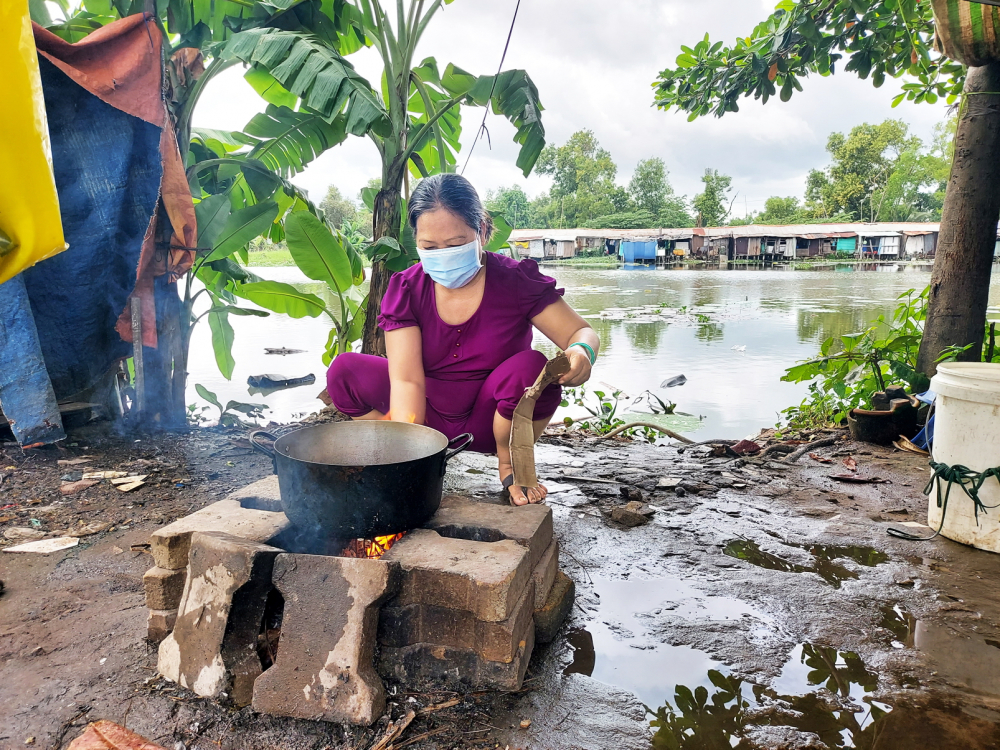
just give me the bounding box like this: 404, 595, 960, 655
251, 422, 473, 540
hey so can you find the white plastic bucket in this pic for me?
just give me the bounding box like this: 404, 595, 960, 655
927, 362, 1000, 551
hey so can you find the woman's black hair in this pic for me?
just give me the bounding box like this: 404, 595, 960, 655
408, 173, 495, 241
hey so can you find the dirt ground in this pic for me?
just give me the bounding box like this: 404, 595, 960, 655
2, 420, 1000, 749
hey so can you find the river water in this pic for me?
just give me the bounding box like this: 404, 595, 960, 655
186, 263, 997, 438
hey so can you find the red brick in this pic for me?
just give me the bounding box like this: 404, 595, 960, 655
378, 581, 535, 664
381, 529, 531, 622
377, 626, 534, 692
425, 495, 553, 569
253, 554, 400, 726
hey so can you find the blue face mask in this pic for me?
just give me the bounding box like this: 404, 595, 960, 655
417, 238, 482, 289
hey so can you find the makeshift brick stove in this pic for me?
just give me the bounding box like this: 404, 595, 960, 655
144, 477, 574, 726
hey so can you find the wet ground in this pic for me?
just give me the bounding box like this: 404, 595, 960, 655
3, 421, 1000, 749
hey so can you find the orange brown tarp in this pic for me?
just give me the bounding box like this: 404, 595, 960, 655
32, 15, 197, 348
67, 720, 167, 750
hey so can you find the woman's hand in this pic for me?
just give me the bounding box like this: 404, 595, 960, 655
560, 346, 593, 387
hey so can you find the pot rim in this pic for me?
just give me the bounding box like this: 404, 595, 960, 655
272, 420, 450, 467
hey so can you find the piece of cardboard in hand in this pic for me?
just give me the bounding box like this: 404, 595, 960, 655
510, 352, 571, 489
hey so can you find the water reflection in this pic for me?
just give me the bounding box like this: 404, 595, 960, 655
647, 644, 889, 750
878, 603, 917, 649
561, 576, 767, 706
186, 263, 994, 432
723, 539, 889, 588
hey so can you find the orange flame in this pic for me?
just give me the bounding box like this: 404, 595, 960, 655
377, 412, 417, 424
341, 532, 406, 559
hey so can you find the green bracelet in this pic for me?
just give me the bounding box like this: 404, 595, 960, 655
568, 342, 596, 365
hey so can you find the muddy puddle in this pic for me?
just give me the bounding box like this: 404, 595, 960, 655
563, 575, 765, 706
561, 569, 1000, 748
564, 573, 902, 747
723, 538, 889, 587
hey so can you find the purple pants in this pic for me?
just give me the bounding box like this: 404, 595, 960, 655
326, 349, 562, 454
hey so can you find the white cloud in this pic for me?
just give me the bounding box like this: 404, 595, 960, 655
191, 0, 951, 220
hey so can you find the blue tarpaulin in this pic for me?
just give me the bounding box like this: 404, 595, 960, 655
22, 57, 162, 399
621, 241, 657, 262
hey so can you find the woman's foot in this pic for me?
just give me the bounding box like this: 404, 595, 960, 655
499, 464, 548, 506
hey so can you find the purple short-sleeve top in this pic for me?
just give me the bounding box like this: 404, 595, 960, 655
377, 252, 564, 383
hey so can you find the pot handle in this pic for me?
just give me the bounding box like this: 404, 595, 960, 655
444, 433, 474, 463
250, 431, 278, 459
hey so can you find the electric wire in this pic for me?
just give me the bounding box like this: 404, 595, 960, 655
459, 0, 522, 175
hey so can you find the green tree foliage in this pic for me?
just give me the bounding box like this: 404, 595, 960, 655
319, 185, 358, 228
758, 196, 801, 223
530, 138, 692, 228
653, 0, 966, 119
534, 130, 620, 227
692, 169, 733, 227
628, 157, 670, 215
805, 119, 948, 220
485, 185, 531, 228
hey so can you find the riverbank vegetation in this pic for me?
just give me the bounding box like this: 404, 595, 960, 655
485, 116, 950, 231
655, 0, 1000, 383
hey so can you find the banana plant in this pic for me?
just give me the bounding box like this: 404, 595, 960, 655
221, 0, 548, 356
35, 0, 367, 425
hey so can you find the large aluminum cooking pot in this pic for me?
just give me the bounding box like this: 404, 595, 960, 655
250, 421, 473, 539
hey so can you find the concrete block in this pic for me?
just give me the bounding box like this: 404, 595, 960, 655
226, 474, 282, 511
150, 498, 289, 570
534, 570, 575, 644
143, 566, 187, 611
382, 529, 531, 622
377, 626, 534, 692
378, 581, 535, 664
157, 532, 281, 706
252, 553, 400, 726
425, 495, 553, 569
531, 539, 559, 609
146, 609, 177, 644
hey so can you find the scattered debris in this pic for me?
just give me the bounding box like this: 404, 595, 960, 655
610, 501, 654, 527
246, 373, 316, 389
117, 480, 145, 492
57, 457, 92, 466
3, 536, 79, 554
66, 720, 166, 749
67, 521, 110, 537
82, 471, 128, 480
520, 719, 532, 729
60, 479, 99, 496
828, 474, 888, 484
894, 436, 929, 455
3, 527, 46, 542
660, 374, 687, 388
808, 453, 834, 464
110, 475, 147, 485
783, 436, 841, 463
729, 439, 762, 456
843, 457, 858, 472
369, 708, 416, 750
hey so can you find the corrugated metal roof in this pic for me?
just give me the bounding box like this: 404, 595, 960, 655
508, 222, 945, 242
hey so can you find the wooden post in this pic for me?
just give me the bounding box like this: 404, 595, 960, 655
130, 297, 145, 418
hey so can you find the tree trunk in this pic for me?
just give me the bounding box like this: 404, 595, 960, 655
361, 183, 403, 357
917, 62, 1000, 377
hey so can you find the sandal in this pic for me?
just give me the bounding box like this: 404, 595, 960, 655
501, 474, 545, 506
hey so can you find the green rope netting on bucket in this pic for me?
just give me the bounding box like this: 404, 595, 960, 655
888, 461, 1000, 541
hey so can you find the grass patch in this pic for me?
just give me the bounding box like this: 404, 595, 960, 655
246, 248, 295, 267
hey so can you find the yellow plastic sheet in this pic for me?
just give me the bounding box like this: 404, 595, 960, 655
0, 0, 67, 285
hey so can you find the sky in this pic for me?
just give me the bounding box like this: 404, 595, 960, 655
192, 0, 951, 221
